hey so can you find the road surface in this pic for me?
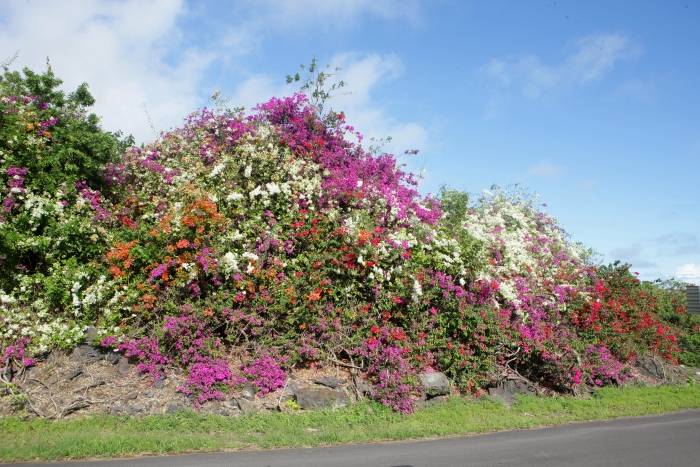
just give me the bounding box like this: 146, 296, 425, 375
10, 410, 700, 466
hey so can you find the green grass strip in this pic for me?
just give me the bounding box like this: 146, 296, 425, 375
2, 384, 699, 462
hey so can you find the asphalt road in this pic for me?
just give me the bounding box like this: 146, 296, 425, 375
12, 410, 700, 467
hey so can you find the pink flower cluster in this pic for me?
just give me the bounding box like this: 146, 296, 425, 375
357, 327, 416, 413
117, 337, 169, 381
178, 357, 241, 406
3, 166, 28, 212
256, 94, 441, 226
585, 344, 628, 386
76, 180, 111, 221
241, 355, 287, 395
1, 337, 36, 369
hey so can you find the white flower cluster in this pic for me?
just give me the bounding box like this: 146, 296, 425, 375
220, 251, 239, 275
461, 191, 583, 305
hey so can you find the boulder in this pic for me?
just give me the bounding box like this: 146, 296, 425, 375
104, 351, 121, 364
293, 385, 349, 410
240, 383, 257, 400
116, 357, 131, 376
488, 378, 536, 405
637, 356, 665, 380
164, 402, 187, 414
126, 403, 146, 415
636, 356, 694, 384
84, 326, 99, 344
313, 376, 344, 389
286, 379, 302, 393
418, 371, 450, 398
235, 397, 260, 414
112, 401, 145, 416
69, 345, 103, 365
202, 400, 240, 417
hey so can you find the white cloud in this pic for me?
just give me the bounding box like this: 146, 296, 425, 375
0, 0, 215, 142
481, 33, 638, 99
527, 160, 564, 177
229, 74, 292, 110
329, 53, 427, 155
676, 263, 700, 285
1, 0, 423, 145
569, 34, 636, 83
229, 53, 428, 157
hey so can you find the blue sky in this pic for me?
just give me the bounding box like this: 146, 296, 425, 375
1, 0, 698, 283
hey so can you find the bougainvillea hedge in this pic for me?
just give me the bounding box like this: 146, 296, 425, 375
1, 67, 697, 412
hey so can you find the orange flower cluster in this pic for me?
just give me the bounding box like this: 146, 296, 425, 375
106, 240, 138, 278
181, 198, 223, 233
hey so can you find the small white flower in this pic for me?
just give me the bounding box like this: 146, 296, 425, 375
412, 278, 423, 299
1, 293, 16, 304
266, 182, 281, 195
242, 252, 259, 261
249, 186, 265, 198
209, 163, 226, 178
221, 252, 239, 273
244, 165, 252, 178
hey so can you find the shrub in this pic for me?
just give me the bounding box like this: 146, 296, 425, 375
0, 66, 131, 353
1, 65, 697, 413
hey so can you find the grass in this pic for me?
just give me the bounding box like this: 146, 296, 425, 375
1, 384, 699, 462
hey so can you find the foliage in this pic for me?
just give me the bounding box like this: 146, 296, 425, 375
0, 65, 697, 413
286, 57, 346, 117
0, 66, 131, 354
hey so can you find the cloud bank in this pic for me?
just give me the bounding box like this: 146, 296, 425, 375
481, 33, 638, 99
0, 0, 425, 150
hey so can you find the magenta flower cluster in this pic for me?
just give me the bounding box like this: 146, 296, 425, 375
357, 328, 416, 414
255, 94, 441, 225
3, 166, 28, 212
117, 337, 169, 381
76, 180, 111, 222
1, 337, 36, 369
585, 344, 628, 386
178, 357, 241, 406
240, 355, 287, 395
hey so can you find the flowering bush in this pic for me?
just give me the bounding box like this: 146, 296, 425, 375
1, 337, 36, 373
241, 355, 287, 395
1, 65, 696, 412
0, 67, 129, 354
179, 357, 239, 406
584, 344, 628, 386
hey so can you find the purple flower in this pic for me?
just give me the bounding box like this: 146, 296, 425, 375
241, 355, 287, 395
149, 263, 168, 281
